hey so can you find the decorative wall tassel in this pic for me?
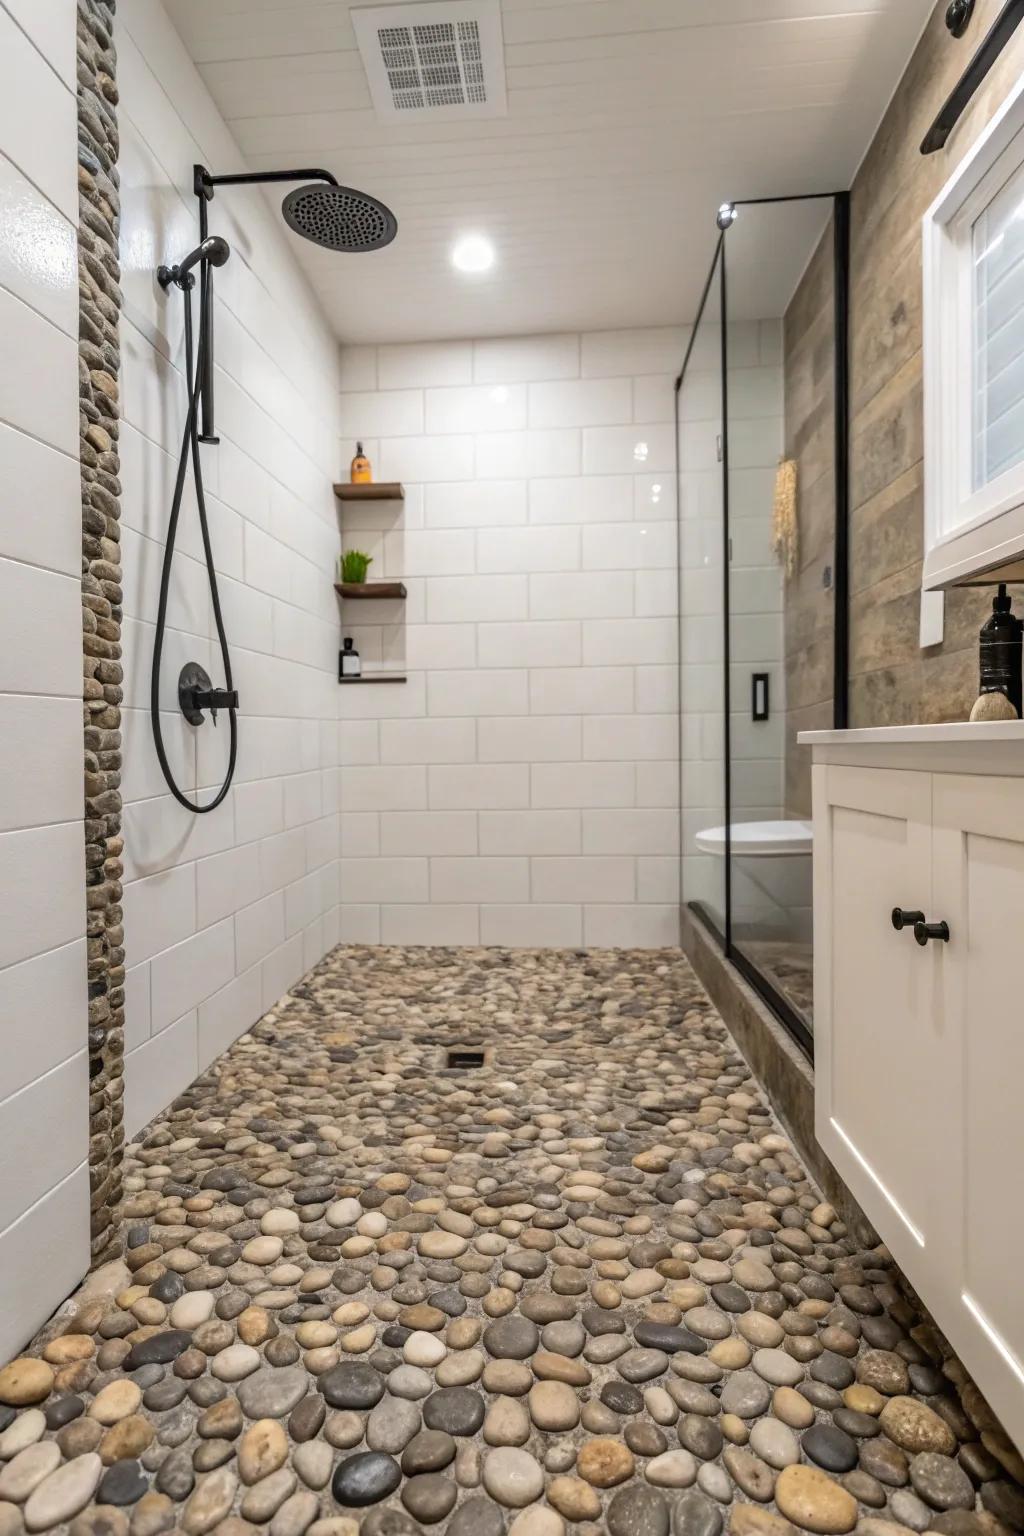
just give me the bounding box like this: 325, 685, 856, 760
772, 458, 799, 579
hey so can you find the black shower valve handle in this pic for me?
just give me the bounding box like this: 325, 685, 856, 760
177, 664, 238, 728
193, 686, 239, 727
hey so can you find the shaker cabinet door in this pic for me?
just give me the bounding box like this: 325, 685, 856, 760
814, 765, 950, 1287
932, 773, 1024, 1451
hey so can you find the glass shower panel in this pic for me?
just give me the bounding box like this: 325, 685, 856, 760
724, 199, 836, 1041
677, 250, 726, 938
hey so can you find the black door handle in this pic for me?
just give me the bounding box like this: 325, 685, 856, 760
892, 908, 925, 931
914, 920, 950, 946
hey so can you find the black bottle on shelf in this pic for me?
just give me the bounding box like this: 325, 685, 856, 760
978, 583, 1023, 717
339, 637, 362, 680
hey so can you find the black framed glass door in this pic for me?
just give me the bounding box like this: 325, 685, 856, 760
676, 194, 850, 1058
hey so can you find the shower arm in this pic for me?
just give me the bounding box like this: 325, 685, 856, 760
194, 166, 340, 197
190, 165, 341, 443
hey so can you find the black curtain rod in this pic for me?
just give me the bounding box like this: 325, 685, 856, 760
922, 0, 1024, 154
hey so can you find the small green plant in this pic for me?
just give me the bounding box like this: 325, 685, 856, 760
340, 549, 373, 584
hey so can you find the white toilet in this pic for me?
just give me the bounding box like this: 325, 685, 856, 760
695, 820, 814, 858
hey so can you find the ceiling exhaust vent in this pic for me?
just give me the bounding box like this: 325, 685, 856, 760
352, 0, 507, 121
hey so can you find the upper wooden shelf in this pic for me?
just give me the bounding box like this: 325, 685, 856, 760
334, 482, 404, 502
335, 581, 407, 600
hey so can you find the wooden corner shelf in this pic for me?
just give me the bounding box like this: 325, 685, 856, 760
335, 581, 407, 600
339, 673, 407, 685
334, 482, 404, 502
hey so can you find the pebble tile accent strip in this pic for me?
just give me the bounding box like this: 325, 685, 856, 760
78, 0, 125, 1264
1, 945, 1021, 1536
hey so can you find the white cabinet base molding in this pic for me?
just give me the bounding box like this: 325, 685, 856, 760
802, 722, 1024, 1453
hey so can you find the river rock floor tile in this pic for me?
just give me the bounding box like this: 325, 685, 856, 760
1, 945, 1021, 1536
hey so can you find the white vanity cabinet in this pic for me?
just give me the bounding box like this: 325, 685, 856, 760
802, 723, 1024, 1452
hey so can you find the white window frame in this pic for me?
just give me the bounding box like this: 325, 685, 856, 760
924, 70, 1024, 590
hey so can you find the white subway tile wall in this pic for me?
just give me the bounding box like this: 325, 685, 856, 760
117, 0, 342, 1138
338, 329, 685, 948
0, 0, 89, 1362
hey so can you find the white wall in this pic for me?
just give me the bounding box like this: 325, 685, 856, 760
336, 329, 683, 950
117, 0, 343, 1136
0, 0, 90, 1359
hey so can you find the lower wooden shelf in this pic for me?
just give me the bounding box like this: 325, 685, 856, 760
339, 673, 407, 685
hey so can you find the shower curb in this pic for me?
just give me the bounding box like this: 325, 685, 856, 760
679, 907, 876, 1247
77, 0, 125, 1265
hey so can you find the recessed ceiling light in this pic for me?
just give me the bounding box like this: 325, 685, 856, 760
452, 234, 495, 273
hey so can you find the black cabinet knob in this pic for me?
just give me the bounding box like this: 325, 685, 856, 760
946, 0, 975, 38
914, 920, 950, 946
892, 908, 925, 931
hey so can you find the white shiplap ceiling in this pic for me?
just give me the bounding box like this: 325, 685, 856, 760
164, 0, 934, 344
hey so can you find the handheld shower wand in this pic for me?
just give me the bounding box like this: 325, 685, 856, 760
157, 234, 230, 287
152, 238, 239, 815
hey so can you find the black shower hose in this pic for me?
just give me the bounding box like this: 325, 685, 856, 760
150, 263, 237, 814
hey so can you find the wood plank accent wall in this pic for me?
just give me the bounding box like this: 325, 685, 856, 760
785, 0, 1024, 735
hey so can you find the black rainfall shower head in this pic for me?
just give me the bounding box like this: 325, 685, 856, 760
193, 164, 398, 253
281, 183, 398, 253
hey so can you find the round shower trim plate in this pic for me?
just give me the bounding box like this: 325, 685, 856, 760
178, 661, 213, 726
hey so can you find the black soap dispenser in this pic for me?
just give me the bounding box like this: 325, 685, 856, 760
971, 584, 1022, 720
340, 637, 362, 681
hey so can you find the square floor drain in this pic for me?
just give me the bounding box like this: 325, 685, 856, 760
446, 1048, 487, 1069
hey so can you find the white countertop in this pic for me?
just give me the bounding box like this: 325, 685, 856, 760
799, 721, 1024, 746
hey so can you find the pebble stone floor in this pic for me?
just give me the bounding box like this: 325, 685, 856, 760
1, 945, 1022, 1536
